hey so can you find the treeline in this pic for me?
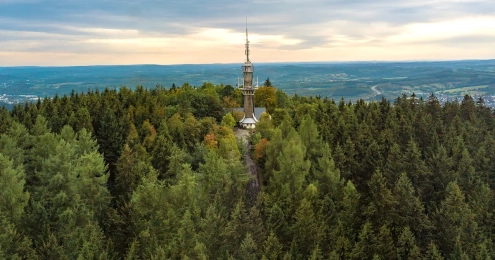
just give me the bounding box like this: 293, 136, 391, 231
0, 81, 494, 259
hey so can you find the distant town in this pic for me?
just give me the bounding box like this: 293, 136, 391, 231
1, 59, 494, 108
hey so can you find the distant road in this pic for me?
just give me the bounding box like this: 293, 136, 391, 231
371, 85, 382, 95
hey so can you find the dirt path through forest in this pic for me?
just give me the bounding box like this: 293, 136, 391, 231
234, 128, 260, 197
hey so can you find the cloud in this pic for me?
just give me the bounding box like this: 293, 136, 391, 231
0, 0, 494, 65
387, 16, 495, 44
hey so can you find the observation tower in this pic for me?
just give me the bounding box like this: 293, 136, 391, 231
238, 21, 259, 129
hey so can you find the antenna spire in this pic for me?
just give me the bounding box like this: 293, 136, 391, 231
245, 17, 250, 62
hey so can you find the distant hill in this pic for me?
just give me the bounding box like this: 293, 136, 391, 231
1, 60, 494, 106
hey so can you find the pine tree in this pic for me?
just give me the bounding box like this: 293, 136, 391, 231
278, 116, 295, 139
31, 115, 51, 136
26, 132, 110, 259
141, 119, 157, 152
375, 225, 396, 260
169, 164, 200, 211
298, 114, 323, 168
456, 148, 479, 199
342, 138, 358, 184
71, 221, 110, 260
245, 199, 267, 248
0, 154, 34, 259
222, 200, 247, 254
74, 150, 110, 219
449, 236, 469, 260
393, 173, 431, 245
309, 244, 323, 260
0, 106, 12, 134
271, 132, 310, 206
426, 145, 455, 206
198, 205, 225, 258
97, 108, 124, 183
474, 239, 492, 260
382, 142, 404, 187
332, 181, 360, 259
351, 222, 376, 260
197, 149, 247, 209
175, 210, 198, 257
0, 135, 25, 169
469, 183, 494, 242
72, 107, 94, 134
262, 232, 283, 260
165, 144, 188, 182
291, 198, 321, 257
332, 143, 347, 180
340, 180, 360, 237
256, 112, 275, 139
434, 182, 478, 256
127, 171, 170, 258
365, 170, 397, 228
403, 139, 432, 201
396, 226, 421, 259
168, 113, 186, 148
183, 114, 202, 151
315, 143, 343, 200
267, 203, 289, 248
115, 144, 149, 203
424, 241, 445, 260
264, 77, 272, 87
238, 233, 258, 260
75, 128, 99, 156
263, 128, 284, 183
276, 89, 291, 109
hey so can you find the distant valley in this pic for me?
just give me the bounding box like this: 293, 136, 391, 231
1, 59, 494, 108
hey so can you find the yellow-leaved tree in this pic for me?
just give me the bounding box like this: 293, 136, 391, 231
254, 86, 277, 114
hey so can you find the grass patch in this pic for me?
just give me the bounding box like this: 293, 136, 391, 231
440, 85, 488, 94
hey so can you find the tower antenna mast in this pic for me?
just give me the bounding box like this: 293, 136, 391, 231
245, 17, 250, 62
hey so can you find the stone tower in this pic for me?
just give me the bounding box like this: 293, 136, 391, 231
238, 21, 258, 129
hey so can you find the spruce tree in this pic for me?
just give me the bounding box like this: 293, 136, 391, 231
271, 132, 310, 207
396, 226, 421, 259
0, 154, 34, 259
365, 170, 397, 228
434, 182, 478, 256
375, 225, 396, 260
97, 108, 124, 183
262, 232, 283, 260
351, 222, 376, 260
425, 241, 445, 260
238, 233, 258, 260
393, 173, 431, 245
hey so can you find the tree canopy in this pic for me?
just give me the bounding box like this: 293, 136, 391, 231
1, 82, 495, 258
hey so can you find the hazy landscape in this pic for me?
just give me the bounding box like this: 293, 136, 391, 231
1, 59, 494, 108
4, 0, 495, 257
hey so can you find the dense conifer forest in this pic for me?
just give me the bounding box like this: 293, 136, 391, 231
1, 82, 495, 259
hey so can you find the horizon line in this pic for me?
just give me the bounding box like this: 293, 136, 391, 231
1, 58, 494, 68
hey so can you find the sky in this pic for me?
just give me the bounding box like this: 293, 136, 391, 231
1, 0, 494, 66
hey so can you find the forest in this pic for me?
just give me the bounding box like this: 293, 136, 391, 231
1, 81, 495, 259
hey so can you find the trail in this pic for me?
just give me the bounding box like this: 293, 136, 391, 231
371, 85, 382, 95
234, 128, 260, 198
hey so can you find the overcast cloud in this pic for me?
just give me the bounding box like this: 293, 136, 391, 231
1, 0, 494, 65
